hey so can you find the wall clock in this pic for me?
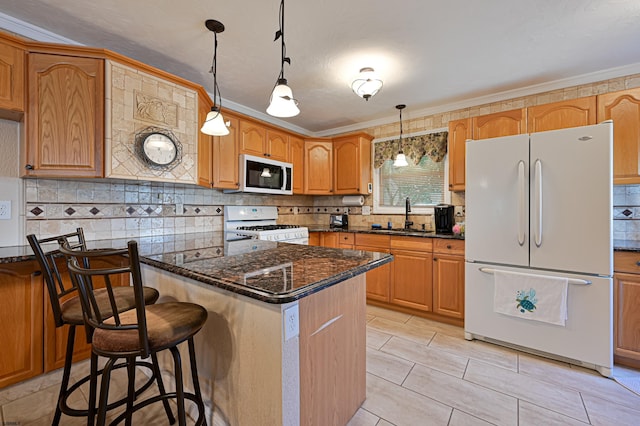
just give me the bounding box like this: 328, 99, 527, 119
134, 127, 182, 170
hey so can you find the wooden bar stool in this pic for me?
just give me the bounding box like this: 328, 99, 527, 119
27, 229, 162, 425
60, 240, 208, 426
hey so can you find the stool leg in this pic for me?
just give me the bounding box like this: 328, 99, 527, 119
151, 353, 176, 424
125, 356, 136, 426
169, 346, 186, 426
87, 352, 99, 426
97, 358, 116, 426
53, 324, 76, 426
188, 338, 207, 426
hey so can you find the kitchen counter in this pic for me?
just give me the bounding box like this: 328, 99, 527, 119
0, 232, 392, 304
307, 225, 465, 240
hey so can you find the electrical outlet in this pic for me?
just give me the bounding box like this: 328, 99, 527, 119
283, 304, 299, 341
361, 205, 371, 215
0, 201, 11, 220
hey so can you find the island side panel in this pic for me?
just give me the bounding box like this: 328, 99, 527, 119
140, 265, 288, 426
298, 274, 367, 425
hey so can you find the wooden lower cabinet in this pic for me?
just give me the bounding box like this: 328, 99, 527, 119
308, 231, 321, 246
613, 251, 640, 367
354, 234, 391, 302
0, 260, 43, 389
390, 237, 433, 312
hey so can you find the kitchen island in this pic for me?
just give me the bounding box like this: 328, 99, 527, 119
0, 232, 391, 425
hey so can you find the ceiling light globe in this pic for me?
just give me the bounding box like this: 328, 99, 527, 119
351, 67, 383, 101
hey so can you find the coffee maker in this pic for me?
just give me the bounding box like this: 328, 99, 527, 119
434, 204, 455, 234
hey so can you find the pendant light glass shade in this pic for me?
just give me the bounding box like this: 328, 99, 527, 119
394, 104, 408, 167
267, 0, 299, 117
201, 19, 230, 136
351, 67, 383, 101
267, 78, 300, 117
200, 107, 229, 136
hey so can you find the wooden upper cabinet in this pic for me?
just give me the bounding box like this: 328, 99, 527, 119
527, 97, 596, 133
0, 39, 25, 119
266, 129, 290, 162
472, 108, 526, 140
213, 114, 239, 189
304, 139, 333, 194
239, 120, 267, 157
333, 133, 373, 195
447, 118, 472, 192
25, 53, 104, 178
597, 88, 640, 185
290, 136, 305, 194
239, 120, 289, 161
197, 91, 214, 188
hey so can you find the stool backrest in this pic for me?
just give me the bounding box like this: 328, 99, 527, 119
60, 240, 151, 358
27, 228, 87, 328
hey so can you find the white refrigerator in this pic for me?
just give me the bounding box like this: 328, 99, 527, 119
464, 122, 613, 377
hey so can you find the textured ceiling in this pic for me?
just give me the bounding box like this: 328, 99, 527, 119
2, 0, 640, 135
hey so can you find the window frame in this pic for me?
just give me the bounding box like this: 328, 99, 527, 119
371, 129, 451, 215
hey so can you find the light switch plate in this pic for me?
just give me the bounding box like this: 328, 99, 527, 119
0, 200, 11, 220
362, 205, 371, 215
284, 304, 299, 341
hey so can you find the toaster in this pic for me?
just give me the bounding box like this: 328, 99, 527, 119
330, 214, 349, 229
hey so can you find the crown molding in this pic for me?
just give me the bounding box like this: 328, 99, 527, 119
0, 12, 82, 45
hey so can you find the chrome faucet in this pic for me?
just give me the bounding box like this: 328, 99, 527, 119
404, 197, 413, 230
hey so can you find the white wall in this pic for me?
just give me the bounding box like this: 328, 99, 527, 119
0, 119, 24, 246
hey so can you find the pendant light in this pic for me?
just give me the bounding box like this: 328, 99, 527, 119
394, 104, 408, 167
266, 0, 300, 117
351, 67, 383, 101
200, 19, 230, 136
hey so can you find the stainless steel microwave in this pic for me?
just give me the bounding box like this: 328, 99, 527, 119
237, 154, 293, 195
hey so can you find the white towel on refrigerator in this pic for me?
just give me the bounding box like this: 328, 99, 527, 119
493, 270, 569, 326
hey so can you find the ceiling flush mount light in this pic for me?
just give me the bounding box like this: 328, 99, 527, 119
394, 104, 408, 167
351, 67, 383, 101
267, 0, 300, 118
200, 19, 230, 136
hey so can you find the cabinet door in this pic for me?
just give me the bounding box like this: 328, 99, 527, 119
432, 254, 465, 319
597, 88, 640, 185
613, 272, 640, 365
527, 97, 596, 133
290, 136, 305, 194
333, 134, 372, 195
390, 249, 433, 311
304, 140, 333, 194
357, 244, 391, 302
308, 232, 321, 246
321, 232, 339, 248
447, 118, 472, 192
197, 92, 214, 187
213, 115, 239, 189
266, 129, 290, 161
0, 261, 43, 389
0, 40, 25, 117
26, 53, 104, 177
472, 108, 526, 140
239, 120, 267, 157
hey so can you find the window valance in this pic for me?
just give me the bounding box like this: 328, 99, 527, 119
373, 131, 448, 169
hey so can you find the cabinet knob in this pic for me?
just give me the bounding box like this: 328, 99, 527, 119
434, 258, 438, 261
25, 164, 34, 170
447, 244, 452, 249
636, 261, 640, 266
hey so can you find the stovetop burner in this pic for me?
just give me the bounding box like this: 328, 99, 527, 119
236, 224, 302, 231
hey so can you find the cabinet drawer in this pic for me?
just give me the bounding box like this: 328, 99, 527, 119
338, 232, 354, 245
355, 233, 390, 248
614, 251, 640, 274
390, 236, 432, 252
433, 239, 465, 256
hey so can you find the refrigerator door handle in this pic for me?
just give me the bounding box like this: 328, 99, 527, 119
534, 159, 543, 247
518, 160, 526, 246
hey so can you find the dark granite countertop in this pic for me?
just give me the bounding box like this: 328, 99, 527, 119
0, 232, 392, 304
306, 225, 466, 240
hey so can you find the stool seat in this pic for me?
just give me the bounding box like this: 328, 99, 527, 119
60, 286, 160, 325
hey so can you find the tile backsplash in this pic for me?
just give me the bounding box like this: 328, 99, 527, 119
614, 185, 640, 241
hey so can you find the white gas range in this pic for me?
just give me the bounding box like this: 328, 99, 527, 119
224, 206, 309, 244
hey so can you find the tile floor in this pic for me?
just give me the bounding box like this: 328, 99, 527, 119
1, 305, 639, 425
